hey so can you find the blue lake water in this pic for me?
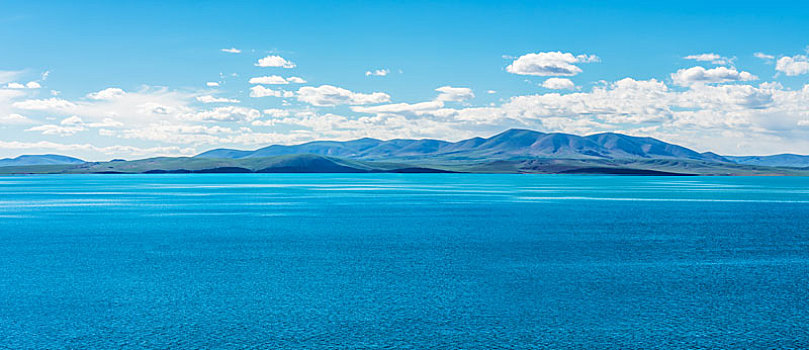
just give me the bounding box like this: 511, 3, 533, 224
1, 174, 808, 348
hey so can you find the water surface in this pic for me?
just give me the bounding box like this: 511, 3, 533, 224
1, 174, 807, 348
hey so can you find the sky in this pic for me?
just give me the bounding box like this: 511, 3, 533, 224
2, 0, 809, 160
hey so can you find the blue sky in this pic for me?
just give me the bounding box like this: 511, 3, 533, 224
2, 0, 809, 159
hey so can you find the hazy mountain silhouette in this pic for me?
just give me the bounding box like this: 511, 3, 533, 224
196, 129, 730, 162
0, 154, 85, 167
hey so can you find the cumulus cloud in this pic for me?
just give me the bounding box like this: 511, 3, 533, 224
249, 86, 294, 98
684, 53, 732, 65
255, 55, 296, 68
262, 108, 291, 118
775, 55, 809, 76
296, 85, 390, 106
13, 98, 78, 111
4, 81, 41, 89
671, 66, 757, 86
0, 113, 35, 125
26, 116, 87, 136
365, 69, 390, 77
206, 82, 220, 87
248, 75, 307, 84
196, 95, 240, 103
249, 76, 287, 85
351, 101, 445, 115
87, 87, 126, 100
435, 86, 474, 102
181, 106, 261, 122
541, 78, 576, 90
221, 48, 241, 53
13, 88, 197, 128
506, 51, 599, 76
87, 118, 124, 128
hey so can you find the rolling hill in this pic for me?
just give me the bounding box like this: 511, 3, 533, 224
724, 154, 809, 168
196, 129, 731, 162
0, 154, 85, 167
2, 129, 808, 175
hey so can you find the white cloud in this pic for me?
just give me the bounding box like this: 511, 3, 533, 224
249, 85, 294, 98
248, 75, 307, 84
26, 116, 87, 136
0, 113, 35, 125
255, 55, 296, 68
13, 88, 197, 128
87, 118, 124, 128
671, 66, 757, 86
351, 101, 445, 115
262, 108, 291, 117
119, 123, 238, 144
506, 51, 599, 76
296, 85, 390, 106
365, 69, 390, 77
754, 52, 775, 61
249, 75, 287, 84
541, 78, 576, 90
60, 115, 84, 126
87, 88, 126, 100
4, 81, 40, 89
684, 53, 732, 65
435, 86, 474, 102
206, 82, 220, 87
487, 90, 497, 94
196, 95, 240, 103
13, 98, 78, 111
775, 55, 809, 76
181, 106, 261, 122
221, 47, 241, 54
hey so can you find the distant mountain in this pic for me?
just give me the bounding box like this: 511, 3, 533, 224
0, 154, 453, 175
3, 129, 809, 176
0, 154, 85, 167
1, 153, 804, 176
196, 129, 728, 162
725, 154, 809, 168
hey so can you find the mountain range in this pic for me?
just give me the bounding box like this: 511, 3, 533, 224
1, 129, 808, 175
196, 129, 731, 162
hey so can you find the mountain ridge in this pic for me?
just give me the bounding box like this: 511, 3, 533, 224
195, 128, 731, 162
3, 129, 809, 175
0, 154, 85, 167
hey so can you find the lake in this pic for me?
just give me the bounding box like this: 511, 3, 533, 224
1, 174, 807, 348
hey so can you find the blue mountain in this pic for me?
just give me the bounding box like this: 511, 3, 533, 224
0, 154, 85, 167
196, 129, 730, 162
